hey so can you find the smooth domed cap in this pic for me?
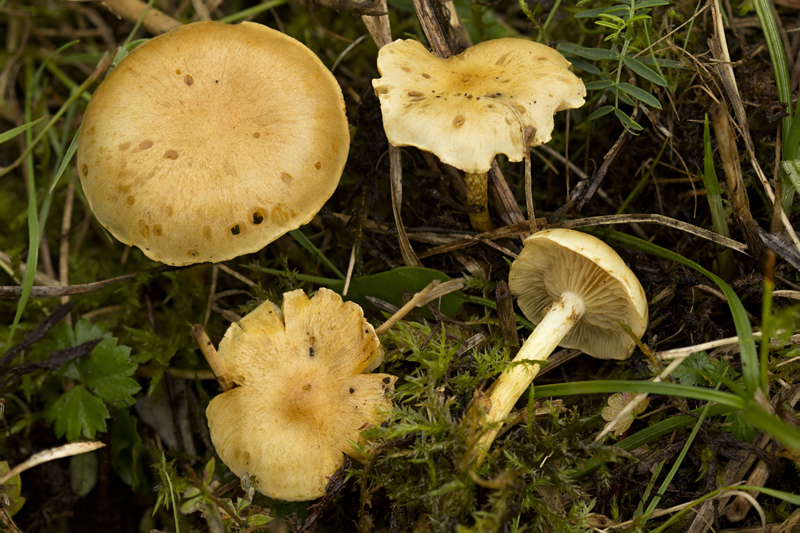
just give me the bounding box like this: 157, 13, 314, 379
206, 288, 395, 501
508, 228, 648, 360
77, 21, 349, 266
372, 38, 586, 174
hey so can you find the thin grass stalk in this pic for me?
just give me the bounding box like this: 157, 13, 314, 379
4, 63, 42, 355
752, 0, 798, 211
760, 252, 775, 396
641, 382, 721, 523
573, 403, 736, 477
289, 229, 345, 280
701, 114, 734, 279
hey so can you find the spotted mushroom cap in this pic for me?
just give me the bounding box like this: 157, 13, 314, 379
372, 38, 586, 174
77, 21, 349, 266
508, 228, 648, 360
206, 288, 395, 501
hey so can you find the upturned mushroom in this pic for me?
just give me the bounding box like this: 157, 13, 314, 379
465, 228, 648, 462
204, 288, 396, 501
77, 21, 349, 266
372, 38, 586, 232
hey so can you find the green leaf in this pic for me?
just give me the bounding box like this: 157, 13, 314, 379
73, 318, 112, 346
589, 105, 615, 120
0, 461, 26, 516
725, 411, 756, 442
70, 451, 99, 497
617, 82, 662, 109
575, 5, 628, 17
559, 43, 619, 60
584, 80, 615, 90
623, 55, 668, 86
568, 58, 601, 75
671, 352, 717, 386
635, 0, 669, 8
111, 409, 145, 491
643, 57, 683, 68
614, 108, 644, 131
48, 385, 109, 441
82, 338, 140, 406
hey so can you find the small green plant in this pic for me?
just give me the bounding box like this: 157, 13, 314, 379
44, 320, 140, 441
560, 0, 678, 132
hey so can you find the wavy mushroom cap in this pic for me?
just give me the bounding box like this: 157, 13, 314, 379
206, 288, 395, 501
508, 229, 648, 360
77, 21, 349, 266
372, 38, 586, 174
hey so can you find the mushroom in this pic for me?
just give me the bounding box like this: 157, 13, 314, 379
372, 38, 585, 232
205, 287, 396, 501
466, 228, 648, 461
77, 21, 349, 266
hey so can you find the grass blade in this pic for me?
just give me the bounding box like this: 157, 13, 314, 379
0, 116, 48, 145
288, 229, 345, 280
602, 230, 760, 394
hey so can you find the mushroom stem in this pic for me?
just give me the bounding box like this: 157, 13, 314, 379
464, 172, 493, 233
191, 324, 234, 392
466, 291, 586, 463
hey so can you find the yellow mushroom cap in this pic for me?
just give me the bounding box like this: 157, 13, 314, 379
508, 229, 648, 360
206, 288, 395, 501
372, 38, 586, 174
77, 21, 349, 266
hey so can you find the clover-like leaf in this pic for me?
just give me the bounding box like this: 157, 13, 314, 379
601, 392, 649, 436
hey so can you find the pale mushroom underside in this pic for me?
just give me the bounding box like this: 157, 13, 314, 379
509, 229, 648, 360
373, 38, 586, 173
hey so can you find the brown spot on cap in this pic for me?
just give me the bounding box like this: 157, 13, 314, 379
126, 195, 135, 206
118, 142, 131, 151
421, 73, 431, 78
453, 115, 465, 127
252, 132, 261, 138
281, 172, 293, 184
408, 91, 423, 97
152, 224, 163, 236
81, 164, 88, 177
315, 162, 321, 170
203, 225, 212, 240
164, 149, 179, 159
184, 74, 194, 86
139, 140, 153, 150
